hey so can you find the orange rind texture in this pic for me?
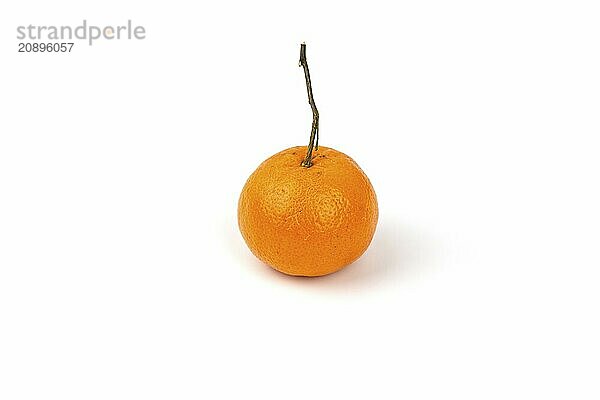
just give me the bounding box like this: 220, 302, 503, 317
238, 146, 378, 276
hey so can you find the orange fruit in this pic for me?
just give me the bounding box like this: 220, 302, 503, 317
238, 146, 378, 276
238, 43, 378, 276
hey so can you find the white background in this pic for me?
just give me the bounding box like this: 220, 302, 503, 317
1, 1, 599, 398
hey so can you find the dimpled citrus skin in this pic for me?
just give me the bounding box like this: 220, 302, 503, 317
238, 146, 378, 276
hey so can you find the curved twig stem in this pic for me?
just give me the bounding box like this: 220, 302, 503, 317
299, 43, 319, 167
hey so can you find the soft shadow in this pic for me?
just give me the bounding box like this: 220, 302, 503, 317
226, 216, 440, 291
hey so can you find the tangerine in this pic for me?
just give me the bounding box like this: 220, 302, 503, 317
237, 43, 378, 276
238, 146, 378, 276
